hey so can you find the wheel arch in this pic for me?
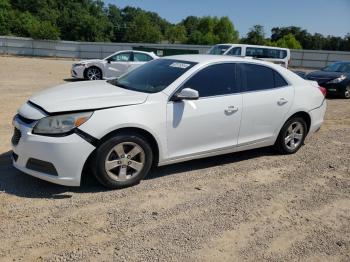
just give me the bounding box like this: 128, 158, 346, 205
98, 127, 160, 165
285, 111, 311, 134
81, 127, 160, 183
83, 65, 103, 79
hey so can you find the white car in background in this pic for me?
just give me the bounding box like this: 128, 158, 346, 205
13, 55, 326, 189
71, 50, 158, 80
208, 44, 291, 68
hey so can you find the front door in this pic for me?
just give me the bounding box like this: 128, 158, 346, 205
105, 52, 132, 78
166, 63, 242, 159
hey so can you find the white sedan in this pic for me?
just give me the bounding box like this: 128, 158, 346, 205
12, 55, 326, 189
71, 50, 158, 80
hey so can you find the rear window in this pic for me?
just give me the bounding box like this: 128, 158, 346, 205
246, 47, 287, 59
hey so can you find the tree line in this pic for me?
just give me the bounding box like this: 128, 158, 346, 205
0, 0, 349, 51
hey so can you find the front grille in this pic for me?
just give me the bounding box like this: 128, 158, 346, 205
11, 127, 21, 146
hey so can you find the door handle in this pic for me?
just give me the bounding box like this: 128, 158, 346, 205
225, 106, 239, 114
277, 98, 288, 105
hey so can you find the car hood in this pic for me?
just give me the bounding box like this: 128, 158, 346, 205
27, 80, 148, 114
76, 59, 103, 64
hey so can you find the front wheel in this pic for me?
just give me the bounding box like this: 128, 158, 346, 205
274, 117, 307, 154
85, 67, 102, 80
92, 134, 153, 189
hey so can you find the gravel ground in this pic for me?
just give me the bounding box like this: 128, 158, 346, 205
0, 56, 349, 262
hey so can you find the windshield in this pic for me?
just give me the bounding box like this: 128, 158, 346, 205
208, 45, 232, 55
323, 62, 350, 73
108, 59, 197, 93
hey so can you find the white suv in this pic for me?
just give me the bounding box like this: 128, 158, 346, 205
71, 50, 158, 80
12, 55, 326, 189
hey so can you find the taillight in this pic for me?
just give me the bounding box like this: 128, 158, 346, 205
318, 86, 327, 97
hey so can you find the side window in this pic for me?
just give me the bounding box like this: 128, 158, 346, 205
241, 64, 274, 91
182, 63, 238, 97
246, 48, 287, 59
246, 47, 263, 58
274, 71, 288, 87
227, 47, 242, 56
241, 64, 288, 91
134, 53, 153, 62
109, 52, 131, 62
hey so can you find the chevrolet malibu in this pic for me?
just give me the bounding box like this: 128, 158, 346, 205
12, 55, 326, 189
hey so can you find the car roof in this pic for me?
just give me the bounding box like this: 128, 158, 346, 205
163, 54, 304, 85
162, 54, 277, 66
115, 50, 157, 56
212, 43, 290, 51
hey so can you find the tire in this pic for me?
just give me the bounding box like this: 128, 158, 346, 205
274, 117, 307, 154
85, 66, 102, 80
343, 85, 350, 99
92, 134, 153, 189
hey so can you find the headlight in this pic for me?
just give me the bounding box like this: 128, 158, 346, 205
327, 75, 346, 84
33, 112, 93, 135
73, 63, 85, 67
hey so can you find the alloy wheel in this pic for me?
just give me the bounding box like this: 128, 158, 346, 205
284, 122, 304, 151
104, 142, 145, 182
86, 68, 101, 80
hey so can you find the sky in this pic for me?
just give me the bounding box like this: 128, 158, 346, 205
105, 0, 350, 38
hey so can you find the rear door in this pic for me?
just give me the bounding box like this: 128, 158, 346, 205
237, 63, 294, 145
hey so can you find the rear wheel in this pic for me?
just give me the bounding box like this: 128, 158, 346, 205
85, 67, 102, 80
92, 134, 153, 189
343, 85, 350, 99
274, 117, 307, 154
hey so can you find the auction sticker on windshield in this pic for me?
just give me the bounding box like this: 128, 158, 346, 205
170, 62, 191, 69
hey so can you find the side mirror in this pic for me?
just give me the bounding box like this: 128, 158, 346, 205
106, 58, 112, 64
172, 88, 199, 101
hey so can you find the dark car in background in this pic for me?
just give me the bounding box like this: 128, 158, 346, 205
306, 61, 350, 98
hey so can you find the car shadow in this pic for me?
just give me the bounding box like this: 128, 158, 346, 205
0, 147, 275, 199
0, 151, 107, 199
63, 78, 85, 82
148, 147, 275, 180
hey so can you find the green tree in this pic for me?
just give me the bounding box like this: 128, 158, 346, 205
272, 33, 302, 49
214, 16, 239, 43
165, 25, 187, 44
123, 13, 162, 43
242, 25, 266, 45
181, 16, 200, 36
28, 20, 60, 40
0, 0, 11, 35
107, 5, 122, 42
187, 30, 203, 44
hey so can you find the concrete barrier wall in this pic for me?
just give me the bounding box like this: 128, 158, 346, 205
1, 36, 350, 68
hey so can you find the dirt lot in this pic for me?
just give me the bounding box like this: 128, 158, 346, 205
0, 56, 349, 262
